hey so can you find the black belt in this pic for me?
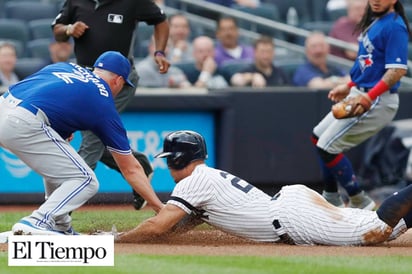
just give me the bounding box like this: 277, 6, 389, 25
357, 86, 398, 94
271, 192, 295, 244
273, 219, 295, 245
2, 91, 38, 115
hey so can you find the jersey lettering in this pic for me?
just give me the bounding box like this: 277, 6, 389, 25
52, 64, 109, 97
220, 171, 253, 193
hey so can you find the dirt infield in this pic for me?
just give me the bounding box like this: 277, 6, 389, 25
1, 205, 412, 256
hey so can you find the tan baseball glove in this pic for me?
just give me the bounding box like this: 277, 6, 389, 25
332, 94, 372, 119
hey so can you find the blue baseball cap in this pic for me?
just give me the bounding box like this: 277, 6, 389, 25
93, 51, 134, 87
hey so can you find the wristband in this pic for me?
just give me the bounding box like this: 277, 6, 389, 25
367, 80, 390, 100
347, 81, 356, 88
66, 24, 72, 36
154, 50, 166, 57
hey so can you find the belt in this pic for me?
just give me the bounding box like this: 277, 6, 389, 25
271, 192, 295, 245
2, 91, 38, 115
273, 219, 295, 245
357, 86, 398, 94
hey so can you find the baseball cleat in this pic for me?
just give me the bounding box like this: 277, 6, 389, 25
12, 220, 63, 236
322, 191, 345, 208
348, 191, 377, 210
53, 226, 80, 235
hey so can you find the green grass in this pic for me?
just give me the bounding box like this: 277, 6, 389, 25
1, 208, 411, 274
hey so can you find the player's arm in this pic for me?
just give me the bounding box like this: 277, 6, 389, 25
111, 152, 164, 213
116, 204, 188, 243
365, 68, 407, 100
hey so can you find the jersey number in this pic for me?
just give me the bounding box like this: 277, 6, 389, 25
220, 172, 253, 193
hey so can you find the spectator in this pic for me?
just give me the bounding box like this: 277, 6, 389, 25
214, 16, 254, 67
0, 42, 19, 87
52, 0, 170, 211
48, 38, 74, 64
178, 36, 228, 89
136, 37, 191, 88
293, 32, 350, 89
167, 13, 194, 64
329, 0, 368, 60
231, 36, 289, 87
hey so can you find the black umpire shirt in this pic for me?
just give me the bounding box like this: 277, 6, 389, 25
53, 0, 166, 67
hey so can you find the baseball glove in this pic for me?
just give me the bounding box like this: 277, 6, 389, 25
332, 94, 372, 119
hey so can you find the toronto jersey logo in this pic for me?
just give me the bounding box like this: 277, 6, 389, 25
358, 53, 374, 72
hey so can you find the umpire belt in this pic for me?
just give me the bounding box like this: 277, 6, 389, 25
357, 86, 398, 94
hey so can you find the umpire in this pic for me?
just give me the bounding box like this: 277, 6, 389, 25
52, 0, 170, 210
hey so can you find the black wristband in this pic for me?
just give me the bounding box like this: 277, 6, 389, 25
154, 50, 166, 57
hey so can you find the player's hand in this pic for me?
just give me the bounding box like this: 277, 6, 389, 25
155, 55, 170, 74
328, 83, 351, 102
68, 21, 89, 38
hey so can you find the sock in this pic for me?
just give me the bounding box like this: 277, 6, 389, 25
326, 154, 361, 196
311, 134, 338, 193
377, 184, 412, 227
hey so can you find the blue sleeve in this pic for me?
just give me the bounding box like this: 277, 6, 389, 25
384, 20, 409, 69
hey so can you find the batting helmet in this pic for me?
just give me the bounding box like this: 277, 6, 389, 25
155, 130, 208, 170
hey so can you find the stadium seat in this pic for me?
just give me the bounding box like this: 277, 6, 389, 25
0, 19, 30, 57
133, 23, 154, 58
308, 0, 329, 21
27, 38, 51, 60
234, 3, 283, 38
14, 57, 47, 80
28, 18, 55, 40
274, 58, 306, 82
268, 0, 313, 24
326, 7, 346, 22
4, 1, 58, 22
219, 60, 253, 83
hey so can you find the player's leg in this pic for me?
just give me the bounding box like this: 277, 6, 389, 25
275, 184, 392, 245
311, 133, 344, 207
0, 108, 98, 235
314, 93, 398, 209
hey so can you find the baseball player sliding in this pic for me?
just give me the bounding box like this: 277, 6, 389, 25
0, 51, 163, 236
312, 0, 410, 209
117, 130, 412, 246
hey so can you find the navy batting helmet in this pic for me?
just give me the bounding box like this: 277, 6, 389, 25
155, 130, 208, 170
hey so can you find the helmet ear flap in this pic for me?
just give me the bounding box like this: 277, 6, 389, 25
166, 152, 188, 170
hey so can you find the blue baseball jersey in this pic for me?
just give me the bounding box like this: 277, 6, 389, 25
7, 62, 131, 154
350, 12, 409, 90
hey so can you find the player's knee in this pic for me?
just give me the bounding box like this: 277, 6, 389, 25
316, 147, 339, 163
310, 133, 318, 145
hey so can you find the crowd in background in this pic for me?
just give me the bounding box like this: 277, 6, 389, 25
0, 0, 405, 90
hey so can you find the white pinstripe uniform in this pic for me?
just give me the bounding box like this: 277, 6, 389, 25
168, 164, 408, 245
